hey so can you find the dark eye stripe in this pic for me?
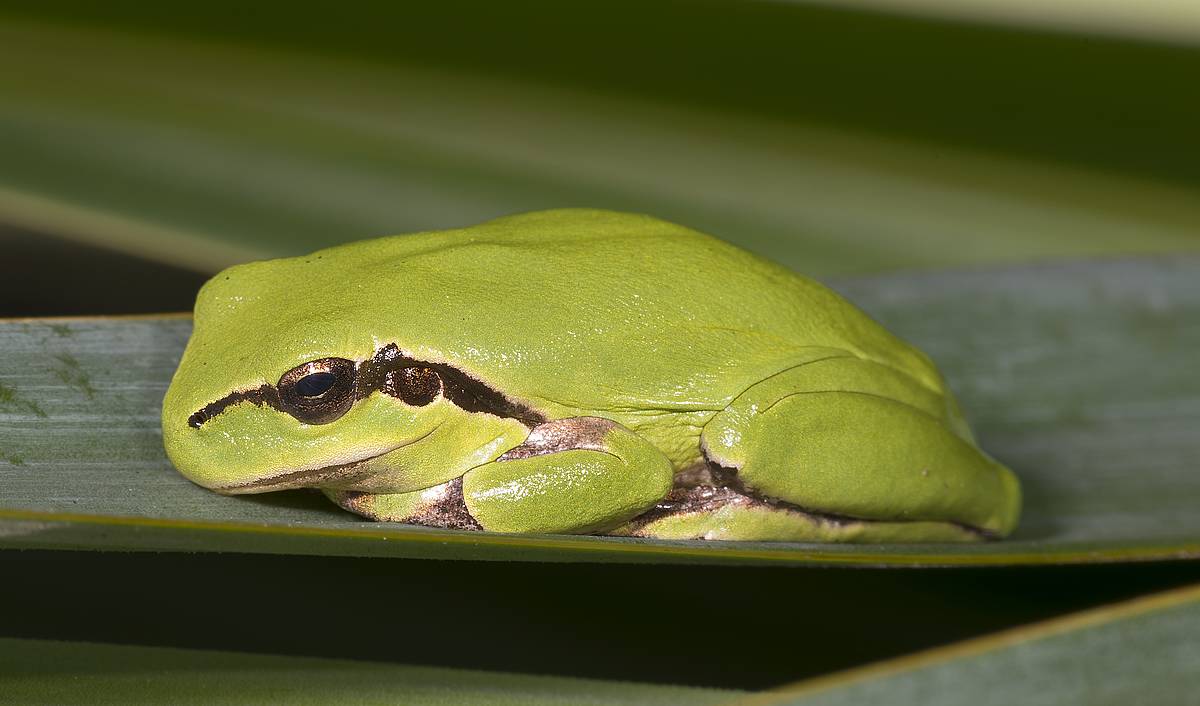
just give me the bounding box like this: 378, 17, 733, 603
187, 384, 280, 429
188, 344, 546, 429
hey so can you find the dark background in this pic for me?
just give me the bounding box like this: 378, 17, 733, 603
5, 551, 1200, 688
5, 0, 1199, 186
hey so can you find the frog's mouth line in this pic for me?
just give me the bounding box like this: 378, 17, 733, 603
214, 454, 388, 495
214, 426, 441, 495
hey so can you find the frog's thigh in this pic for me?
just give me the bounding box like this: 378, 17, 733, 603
699, 359, 1020, 538
462, 417, 674, 534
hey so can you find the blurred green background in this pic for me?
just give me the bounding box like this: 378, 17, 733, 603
2, 1, 1199, 699
2, 0, 1199, 307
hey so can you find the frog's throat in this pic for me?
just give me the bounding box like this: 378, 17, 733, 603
188, 343, 544, 430
214, 425, 441, 494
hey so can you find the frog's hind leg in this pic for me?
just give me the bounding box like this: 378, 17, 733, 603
624, 356, 1020, 542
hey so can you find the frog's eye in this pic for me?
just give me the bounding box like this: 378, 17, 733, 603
295, 372, 337, 397
277, 357, 357, 425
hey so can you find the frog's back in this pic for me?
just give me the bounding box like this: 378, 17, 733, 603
389, 209, 941, 400
197, 209, 939, 421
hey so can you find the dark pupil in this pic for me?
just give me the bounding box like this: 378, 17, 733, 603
295, 372, 337, 398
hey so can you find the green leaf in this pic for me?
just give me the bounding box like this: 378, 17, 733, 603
739, 581, 1200, 705
827, 0, 1200, 45
0, 638, 738, 705
1, 257, 1195, 565
1, 19, 1198, 275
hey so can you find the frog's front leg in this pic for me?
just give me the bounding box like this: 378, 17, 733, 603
634, 357, 1020, 542
327, 417, 674, 535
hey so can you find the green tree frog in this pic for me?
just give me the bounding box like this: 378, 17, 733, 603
162, 209, 1020, 541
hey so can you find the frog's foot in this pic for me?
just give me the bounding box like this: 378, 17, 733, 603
666, 356, 1021, 542
326, 417, 675, 535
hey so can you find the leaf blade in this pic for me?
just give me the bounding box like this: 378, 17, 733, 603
1, 19, 1198, 276
1, 257, 1196, 565
739, 581, 1200, 705
0, 638, 738, 705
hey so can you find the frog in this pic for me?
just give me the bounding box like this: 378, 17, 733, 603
161, 208, 1021, 542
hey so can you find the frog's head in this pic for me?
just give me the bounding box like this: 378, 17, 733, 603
161, 248, 456, 495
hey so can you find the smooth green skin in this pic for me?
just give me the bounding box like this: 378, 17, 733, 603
162, 209, 1020, 541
